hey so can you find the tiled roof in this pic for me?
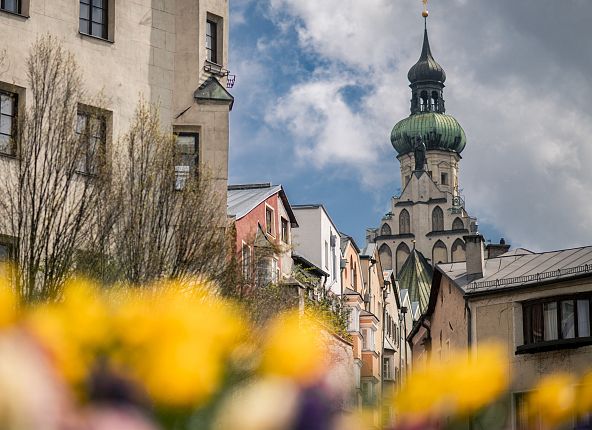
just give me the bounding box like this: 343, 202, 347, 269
397, 249, 433, 314
438, 245, 592, 294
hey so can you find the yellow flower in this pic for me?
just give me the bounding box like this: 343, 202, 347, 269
528, 373, 577, 427
396, 342, 508, 419
112, 279, 245, 408
577, 371, 592, 415
260, 310, 327, 384
25, 278, 111, 385
0, 280, 17, 329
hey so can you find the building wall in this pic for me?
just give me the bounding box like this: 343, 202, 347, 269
234, 193, 292, 278
0, 0, 230, 194
292, 206, 341, 294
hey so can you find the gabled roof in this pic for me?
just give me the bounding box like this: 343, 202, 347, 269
339, 232, 361, 254
194, 77, 234, 110
397, 249, 433, 314
438, 245, 592, 295
227, 183, 298, 226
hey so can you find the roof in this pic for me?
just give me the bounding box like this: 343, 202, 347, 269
438, 245, 592, 295
499, 248, 534, 257
397, 249, 433, 314
407, 27, 446, 84
339, 232, 361, 254
292, 253, 329, 278
361, 242, 377, 258
227, 183, 298, 226
194, 76, 234, 110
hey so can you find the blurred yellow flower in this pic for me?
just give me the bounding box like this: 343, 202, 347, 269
396, 342, 508, 418
0, 279, 17, 329
111, 279, 245, 408
528, 373, 577, 427
25, 278, 111, 385
577, 371, 592, 416
260, 310, 327, 384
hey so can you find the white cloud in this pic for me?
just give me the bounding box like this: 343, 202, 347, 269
258, 0, 592, 250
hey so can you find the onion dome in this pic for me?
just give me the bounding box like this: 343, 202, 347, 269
407, 28, 446, 84
391, 112, 466, 156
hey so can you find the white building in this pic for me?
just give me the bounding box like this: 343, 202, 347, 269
292, 205, 342, 295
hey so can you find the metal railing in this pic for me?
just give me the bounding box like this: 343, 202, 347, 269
467, 263, 592, 291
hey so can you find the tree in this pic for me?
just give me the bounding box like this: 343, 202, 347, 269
86, 101, 235, 288
0, 35, 106, 301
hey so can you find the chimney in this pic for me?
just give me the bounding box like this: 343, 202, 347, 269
486, 238, 511, 259
464, 234, 485, 280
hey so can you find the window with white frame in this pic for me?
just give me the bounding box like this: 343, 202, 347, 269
281, 217, 289, 244
361, 380, 374, 405
362, 327, 375, 351
347, 307, 360, 332
265, 206, 274, 236
324, 241, 329, 269
383, 357, 392, 380
241, 243, 250, 280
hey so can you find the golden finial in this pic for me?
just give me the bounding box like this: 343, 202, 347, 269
422, 0, 429, 17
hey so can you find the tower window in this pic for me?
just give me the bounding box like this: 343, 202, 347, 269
441, 172, 449, 185
174, 133, 199, 190
1, 0, 19, 13
0, 90, 18, 155
432, 206, 444, 232
79, 0, 109, 40
206, 17, 222, 64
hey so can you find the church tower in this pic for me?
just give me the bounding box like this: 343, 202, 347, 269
369, 10, 477, 278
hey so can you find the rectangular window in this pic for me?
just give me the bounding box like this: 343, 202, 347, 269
174, 133, 198, 190
514, 392, 540, 430
578, 299, 590, 338
522, 294, 592, 351
241, 243, 250, 280
206, 19, 218, 63
441, 172, 449, 185
383, 357, 392, 380
0, 0, 19, 14
265, 206, 274, 236
561, 300, 576, 339
0, 242, 13, 262
361, 381, 374, 406
281, 218, 289, 244
76, 110, 106, 175
324, 241, 329, 269
543, 302, 558, 341
0, 90, 17, 155
80, 0, 108, 40
347, 307, 359, 332
271, 258, 279, 283
362, 328, 375, 351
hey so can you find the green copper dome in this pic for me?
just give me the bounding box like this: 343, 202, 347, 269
391, 112, 466, 156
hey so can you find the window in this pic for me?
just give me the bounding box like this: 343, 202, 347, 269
175, 133, 198, 190
432, 240, 448, 265
0, 242, 13, 262
0, 90, 17, 155
324, 241, 329, 269
432, 206, 444, 231
80, 0, 108, 40
452, 217, 464, 230
521, 294, 592, 352
281, 217, 289, 244
379, 244, 392, 271
0, 0, 19, 13
441, 172, 449, 185
75, 110, 106, 175
451, 239, 466, 263
347, 307, 360, 332
399, 209, 410, 234
271, 258, 279, 283
362, 328, 375, 351
241, 243, 251, 279
361, 381, 375, 406
381, 223, 392, 236
206, 19, 218, 64
265, 206, 274, 236
396, 242, 411, 275
383, 357, 392, 380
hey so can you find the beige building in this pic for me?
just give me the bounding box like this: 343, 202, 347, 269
0, 0, 233, 196
410, 236, 592, 429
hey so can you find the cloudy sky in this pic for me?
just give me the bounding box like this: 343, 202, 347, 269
227, 0, 592, 252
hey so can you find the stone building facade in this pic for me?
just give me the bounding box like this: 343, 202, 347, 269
0, 0, 233, 195
368, 22, 477, 275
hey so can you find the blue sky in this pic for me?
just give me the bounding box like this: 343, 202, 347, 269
227, 0, 592, 251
